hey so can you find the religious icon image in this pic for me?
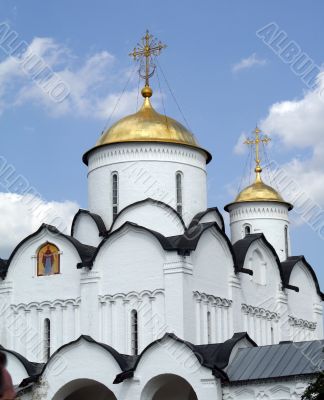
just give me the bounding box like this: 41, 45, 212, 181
37, 243, 60, 276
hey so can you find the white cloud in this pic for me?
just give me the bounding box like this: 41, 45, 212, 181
0, 37, 139, 119
233, 132, 248, 155
232, 53, 267, 73
0, 193, 79, 258
260, 72, 324, 210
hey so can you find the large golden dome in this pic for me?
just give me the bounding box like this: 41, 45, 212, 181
225, 172, 293, 211
83, 90, 211, 164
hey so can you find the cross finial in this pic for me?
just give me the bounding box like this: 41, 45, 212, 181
244, 126, 271, 181
129, 30, 166, 97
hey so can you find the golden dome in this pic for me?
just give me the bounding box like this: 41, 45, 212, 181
225, 173, 293, 211
83, 89, 211, 164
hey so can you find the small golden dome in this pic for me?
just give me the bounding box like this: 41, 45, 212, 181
83, 89, 211, 164
225, 173, 293, 211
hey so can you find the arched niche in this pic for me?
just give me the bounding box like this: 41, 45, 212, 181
53, 378, 117, 400
141, 374, 198, 400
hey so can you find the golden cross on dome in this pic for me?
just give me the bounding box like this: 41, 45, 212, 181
244, 126, 271, 176
129, 30, 166, 96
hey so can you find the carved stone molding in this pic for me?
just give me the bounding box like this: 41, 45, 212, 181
193, 291, 233, 308
99, 289, 164, 304
11, 298, 81, 312
241, 303, 280, 321
288, 315, 317, 330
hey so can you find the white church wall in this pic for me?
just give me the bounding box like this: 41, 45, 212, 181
193, 291, 233, 344
229, 202, 290, 261
2, 351, 29, 386
110, 200, 185, 237
87, 142, 207, 229
191, 228, 233, 299
41, 338, 123, 400
197, 210, 223, 230
6, 232, 82, 305
95, 225, 165, 294
223, 379, 310, 400
163, 253, 196, 343
191, 228, 234, 344
132, 336, 221, 400
0, 230, 83, 361
72, 213, 103, 247
239, 240, 282, 345
287, 261, 321, 341
98, 289, 165, 354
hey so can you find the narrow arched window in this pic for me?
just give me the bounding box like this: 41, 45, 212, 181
131, 310, 138, 355
112, 172, 118, 219
44, 318, 51, 361
244, 224, 251, 236
284, 226, 289, 258
207, 311, 211, 344
176, 172, 183, 215
270, 326, 274, 344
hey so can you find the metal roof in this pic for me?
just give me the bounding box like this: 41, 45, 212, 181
227, 340, 324, 382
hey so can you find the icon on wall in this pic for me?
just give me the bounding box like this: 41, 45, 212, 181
37, 243, 60, 276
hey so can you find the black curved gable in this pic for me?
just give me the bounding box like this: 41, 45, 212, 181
189, 207, 225, 232
109, 198, 186, 233
86, 221, 237, 271
113, 332, 230, 384
0, 345, 43, 377
71, 209, 107, 237
0, 258, 8, 279
232, 233, 294, 286
193, 332, 257, 370
281, 256, 324, 300
2, 224, 96, 279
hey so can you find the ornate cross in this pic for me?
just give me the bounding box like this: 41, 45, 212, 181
244, 126, 271, 174
129, 30, 166, 88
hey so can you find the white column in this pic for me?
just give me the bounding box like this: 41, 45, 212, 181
61, 305, 68, 345
74, 305, 80, 338
50, 306, 57, 353
163, 256, 195, 342
148, 296, 155, 343
195, 299, 201, 344
228, 303, 234, 338
101, 301, 108, 343
211, 303, 217, 343
216, 306, 222, 342
202, 300, 208, 344
23, 310, 32, 358
56, 305, 64, 349
111, 300, 117, 348
123, 299, 130, 353
107, 300, 113, 344
313, 302, 323, 339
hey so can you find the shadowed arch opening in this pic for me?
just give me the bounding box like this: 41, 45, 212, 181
52, 379, 117, 400
141, 374, 198, 400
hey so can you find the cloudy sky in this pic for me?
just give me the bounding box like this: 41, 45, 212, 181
1, 0, 324, 284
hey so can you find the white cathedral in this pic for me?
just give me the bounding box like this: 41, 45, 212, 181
0, 32, 323, 400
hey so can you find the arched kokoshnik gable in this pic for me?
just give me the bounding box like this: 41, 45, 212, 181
113, 332, 256, 384
281, 256, 324, 301
0, 345, 42, 378
0, 224, 96, 279
18, 335, 133, 390
231, 233, 320, 293
85, 221, 237, 272
108, 198, 187, 234
188, 207, 225, 232
71, 209, 107, 237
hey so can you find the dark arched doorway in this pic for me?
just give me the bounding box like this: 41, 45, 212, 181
141, 374, 198, 400
52, 379, 117, 400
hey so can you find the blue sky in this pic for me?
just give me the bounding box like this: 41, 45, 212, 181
1, 0, 324, 285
